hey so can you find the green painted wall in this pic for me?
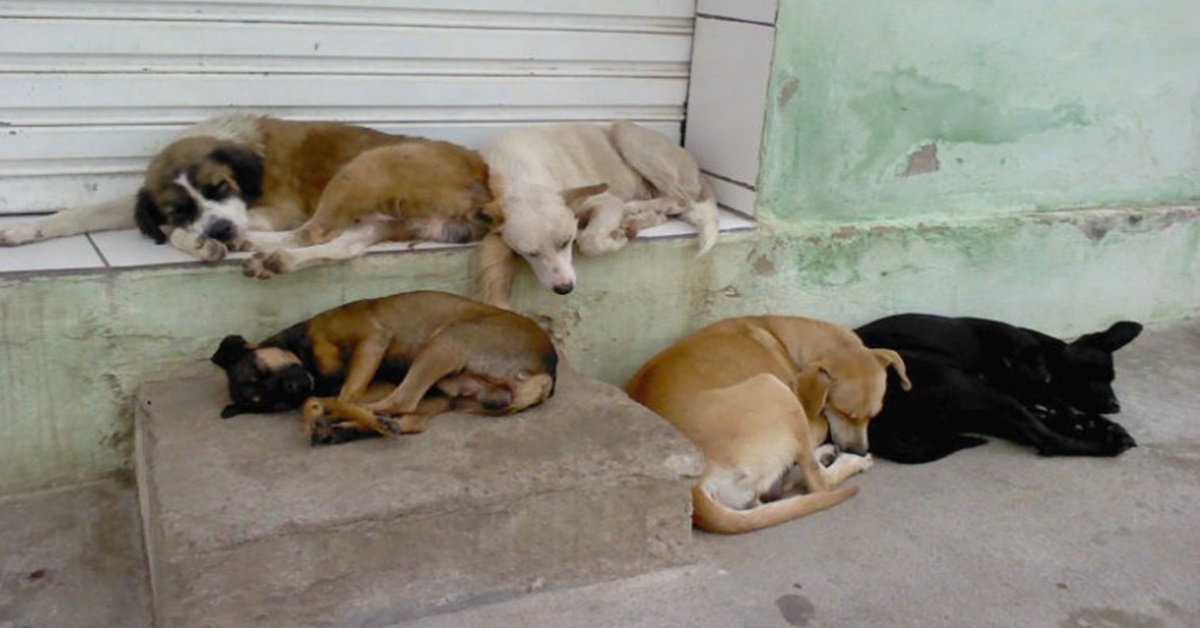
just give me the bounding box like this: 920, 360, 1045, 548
760, 1, 1200, 222
2, 1, 1199, 495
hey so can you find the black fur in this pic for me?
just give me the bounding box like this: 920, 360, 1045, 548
210, 333, 314, 419
209, 145, 265, 204
855, 314, 1142, 463
134, 188, 168, 244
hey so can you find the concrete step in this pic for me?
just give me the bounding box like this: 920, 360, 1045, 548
135, 367, 702, 627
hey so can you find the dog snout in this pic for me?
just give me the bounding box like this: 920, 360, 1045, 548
553, 281, 574, 295
204, 219, 237, 243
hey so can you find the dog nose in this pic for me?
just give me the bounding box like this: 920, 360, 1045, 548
205, 219, 236, 243
553, 282, 574, 295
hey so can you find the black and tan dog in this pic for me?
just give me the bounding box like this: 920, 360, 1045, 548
626, 316, 909, 534
211, 290, 558, 445
855, 313, 1141, 463
0, 113, 493, 276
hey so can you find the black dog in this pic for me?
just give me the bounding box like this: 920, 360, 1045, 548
855, 314, 1142, 463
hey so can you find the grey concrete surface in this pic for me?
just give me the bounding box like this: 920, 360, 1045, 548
0, 477, 151, 628
135, 366, 701, 627
1, 319, 1196, 628
403, 318, 1200, 628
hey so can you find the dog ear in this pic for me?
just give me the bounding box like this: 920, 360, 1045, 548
134, 188, 169, 244
476, 197, 504, 227
1078, 321, 1143, 353
211, 334, 253, 369
796, 362, 834, 418
872, 348, 912, 391
210, 145, 265, 204
561, 183, 609, 207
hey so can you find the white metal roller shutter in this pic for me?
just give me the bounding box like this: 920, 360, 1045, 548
0, 0, 695, 214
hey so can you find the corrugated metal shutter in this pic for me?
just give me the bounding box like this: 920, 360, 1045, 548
0, 1, 695, 214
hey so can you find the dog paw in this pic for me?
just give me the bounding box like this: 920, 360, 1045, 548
242, 251, 287, 280
815, 444, 840, 467
0, 224, 38, 246
194, 237, 228, 263
388, 414, 429, 434
577, 232, 628, 257
858, 452, 875, 471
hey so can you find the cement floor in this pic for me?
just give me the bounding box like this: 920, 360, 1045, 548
2, 318, 1197, 628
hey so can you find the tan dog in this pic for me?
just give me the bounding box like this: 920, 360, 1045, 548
211, 291, 557, 445
625, 316, 911, 534
240, 139, 493, 278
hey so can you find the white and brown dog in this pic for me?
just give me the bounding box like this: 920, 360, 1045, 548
478, 121, 719, 308
0, 113, 493, 276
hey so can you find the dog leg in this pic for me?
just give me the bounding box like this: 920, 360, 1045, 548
0, 197, 136, 246
242, 221, 390, 278
167, 228, 228, 262
303, 396, 392, 445
479, 232, 517, 309
576, 192, 631, 256
364, 337, 468, 416
820, 452, 874, 485
387, 396, 454, 434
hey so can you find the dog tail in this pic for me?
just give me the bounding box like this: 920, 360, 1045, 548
690, 483, 859, 535
682, 178, 719, 257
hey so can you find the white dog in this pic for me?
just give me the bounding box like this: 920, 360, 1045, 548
478, 121, 719, 308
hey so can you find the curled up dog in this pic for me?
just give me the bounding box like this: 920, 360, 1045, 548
211, 290, 558, 445
478, 121, 719, 308
625, 316, 910, 534
855, 313, 1141, 463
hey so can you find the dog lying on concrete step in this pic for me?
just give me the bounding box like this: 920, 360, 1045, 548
211, 290, 558, 445
625, 316, 910, 534
854, 313, 1141, 463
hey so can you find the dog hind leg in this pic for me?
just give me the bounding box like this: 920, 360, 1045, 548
608, 121, 719, 254
576, 192, 631, 256
363, 337, 469, 417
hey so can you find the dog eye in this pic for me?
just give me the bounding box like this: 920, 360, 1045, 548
557, 240, 571, 250
203, 181, 231, 199
525, 250, 541, 258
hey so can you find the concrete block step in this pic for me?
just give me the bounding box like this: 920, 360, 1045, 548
135, 368, 702, 627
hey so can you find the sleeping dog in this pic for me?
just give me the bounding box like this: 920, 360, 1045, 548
478, 121, 719, 308
0, 113, 493, 275
626, 316, 909, 534
854, 314, 1142, 463
211, 290, 558, 445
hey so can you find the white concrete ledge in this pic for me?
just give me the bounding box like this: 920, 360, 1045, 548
0, 210, 757, 275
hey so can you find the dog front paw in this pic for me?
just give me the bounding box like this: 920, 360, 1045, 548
577, 232, 628, 257
0, 223, 39, 246
815, 444, 840, 467
242, 251, 287, 279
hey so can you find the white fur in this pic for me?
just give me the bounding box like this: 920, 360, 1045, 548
173, 173, 250, 240
481, 122, 718, 296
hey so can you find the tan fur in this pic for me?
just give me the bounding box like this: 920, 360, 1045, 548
625, 316, 911, 534
241, 138, 493, 277
225, 291, 558, 442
